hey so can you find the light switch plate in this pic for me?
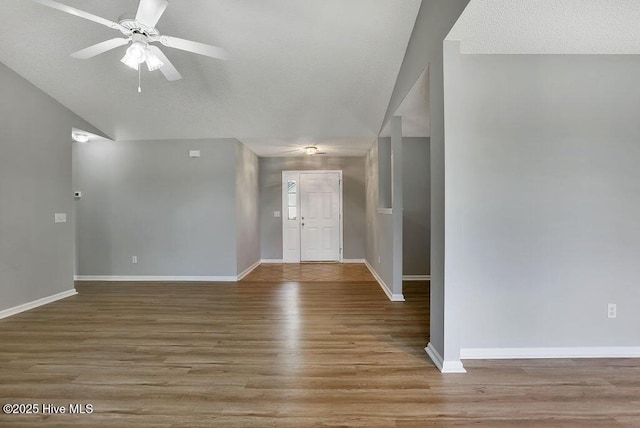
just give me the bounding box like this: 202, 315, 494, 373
54, 213, 67, 223
189, 150, 201, 158
274, 211, 281, 218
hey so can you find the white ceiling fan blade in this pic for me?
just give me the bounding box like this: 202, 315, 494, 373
160, 36, 229, 61
148, 46, 182, 81
136, 0, 168, 28
31, 0, 125, 31
71, 38, 129, 59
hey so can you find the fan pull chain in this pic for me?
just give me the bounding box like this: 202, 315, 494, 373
138, 66, 142, 93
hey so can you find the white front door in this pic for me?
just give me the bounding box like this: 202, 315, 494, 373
300, 172, 341, 261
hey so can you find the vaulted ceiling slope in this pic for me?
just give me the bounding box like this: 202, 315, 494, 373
0, 0, 421, 156
448, 0, 640, 54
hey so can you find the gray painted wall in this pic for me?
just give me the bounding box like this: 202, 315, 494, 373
365, 141, 394, 290
259, 156, 366, 260
382, 0, 471, 361
366, 136, 429, 292
0, 61, 103, 311
390, 118, 404, 297
235, 142, 260, 274
444, 45, 640, 349
403, 138, 430, 276
74, 139, 238, 277
377, 139, 392, 209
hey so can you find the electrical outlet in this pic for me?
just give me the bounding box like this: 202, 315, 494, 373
132, 256, 138, 264
608, 303, 617, 319
54, 213, 67, 223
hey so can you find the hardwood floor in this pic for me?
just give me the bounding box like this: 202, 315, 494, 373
242, 263, 374, 282
1, 270, 639, 426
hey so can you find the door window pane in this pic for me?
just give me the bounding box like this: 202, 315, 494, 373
288, 207, 297, 220
287, 180, 297, 220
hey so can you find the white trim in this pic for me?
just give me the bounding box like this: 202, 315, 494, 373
403, 275, 431, 281
283, 170, 344, 263
460, 346, 640, 360
364, 260, 392, 300
364, 260, 404, 302
0, 289, 77, 320
237, 260, 261, 281
425, 343, 467, 373
260, 259, 285, 264
391, 293, 406, 302
425, 342, 444, 371
342, 259, 365, 264
338, 173, 344, 263
376, 208, 392, 215
74, 275, 237, 282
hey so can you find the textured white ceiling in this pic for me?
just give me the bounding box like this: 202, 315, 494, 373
0, 0, 420, 156
448, 0, 640, 54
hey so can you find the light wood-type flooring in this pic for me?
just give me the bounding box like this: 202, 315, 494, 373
1, 264, 639, 427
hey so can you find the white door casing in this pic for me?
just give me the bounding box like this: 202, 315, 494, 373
282, 171, 342, 263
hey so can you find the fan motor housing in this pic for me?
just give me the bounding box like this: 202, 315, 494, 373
118, 13, 159, 37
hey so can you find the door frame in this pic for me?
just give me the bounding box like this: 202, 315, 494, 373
282, 170, 343, 263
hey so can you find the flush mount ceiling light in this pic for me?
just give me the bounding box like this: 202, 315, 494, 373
73, 133, 89, 143
305, 146, 318, 155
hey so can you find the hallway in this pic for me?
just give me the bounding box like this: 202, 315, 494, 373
241, 263, 375, 282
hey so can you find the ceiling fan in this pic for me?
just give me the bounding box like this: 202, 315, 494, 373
32, 0, 228, 82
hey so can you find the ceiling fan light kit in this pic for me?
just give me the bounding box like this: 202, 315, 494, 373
144, 50, 164, 72
32, 0, 229, 90
120, 34, 164, 72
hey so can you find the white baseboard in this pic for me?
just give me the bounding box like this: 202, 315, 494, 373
74, 275, 237, 282
403, 275, 431, 281
460, 346, 640, 360
260, 259, 284, 264
364, 260, 404, 302
425, 342, 466, 373
0, 289, 77, 320
391, 294, 405, 302
364, 260, 392, 300
342, 259, 366, 264
237, 260, 261, 281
